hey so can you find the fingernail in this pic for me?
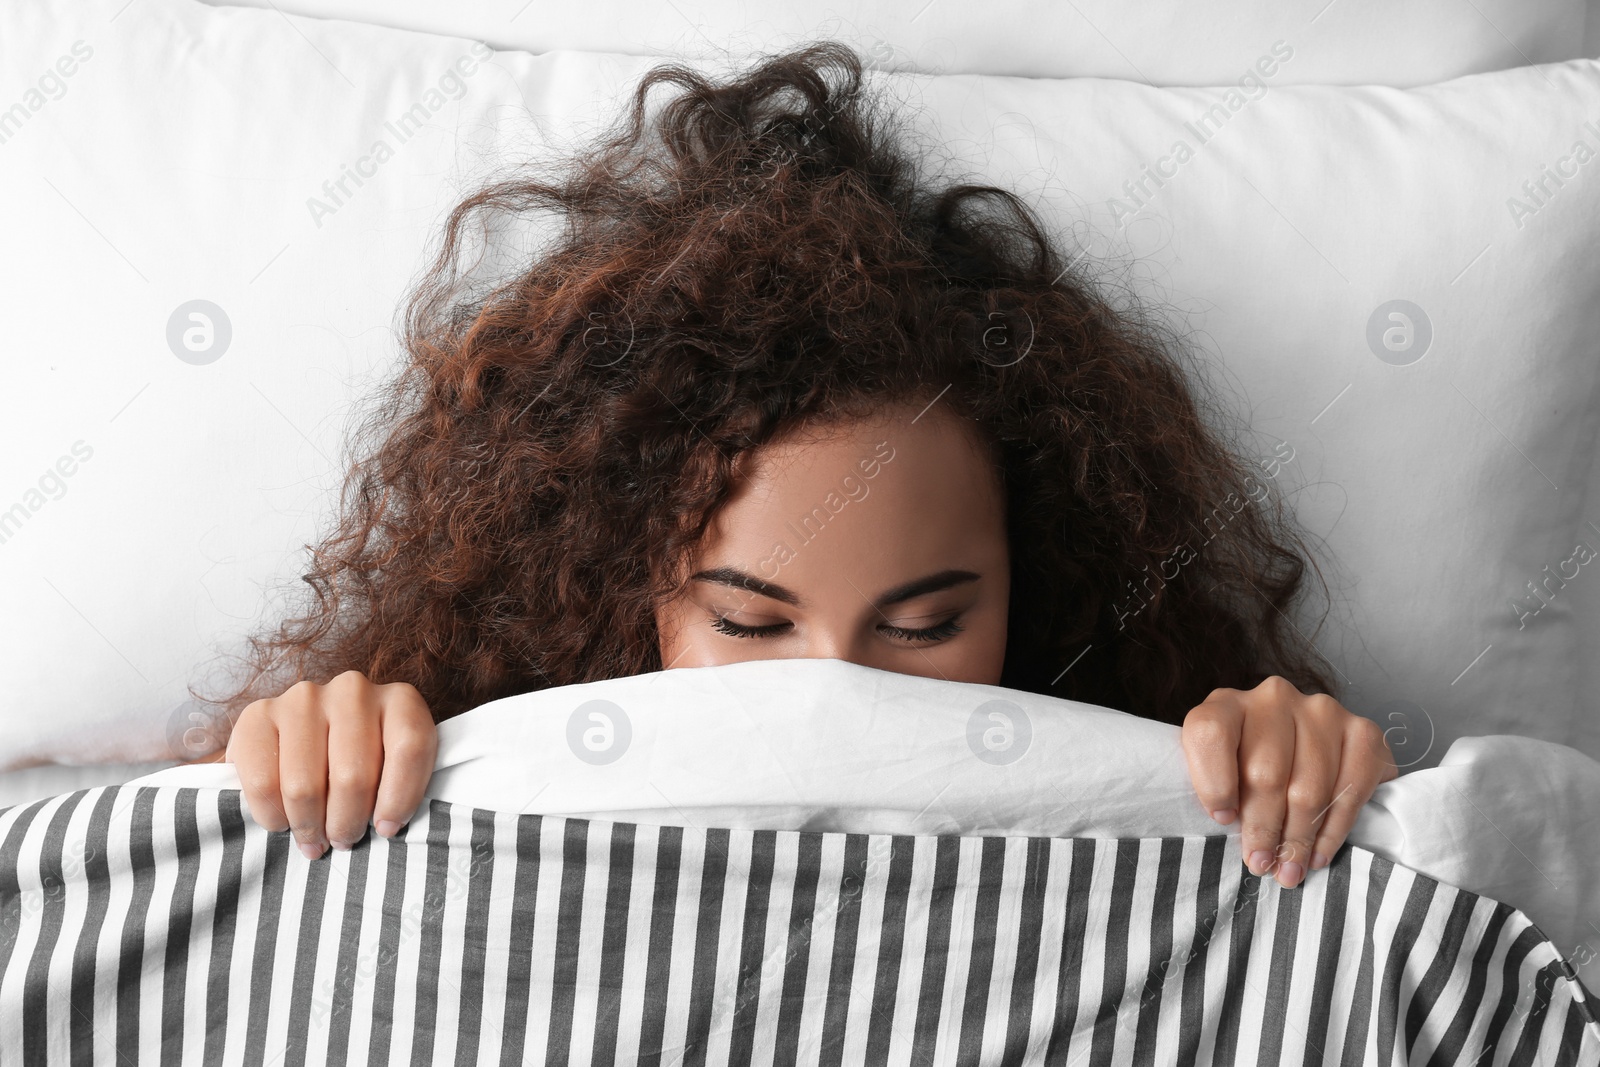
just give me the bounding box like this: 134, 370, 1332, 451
375, 820, 400, 838
1278, 861, 1304, 888
330, 838, 352, 852
1248, 849, 1274, 873
1312, 852, 1330, 870
1211, 809, 1237, 825
299, 840, 325, 861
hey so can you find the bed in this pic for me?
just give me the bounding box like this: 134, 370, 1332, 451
5, 658, 1599, 1062
2, 0, 1599, 1060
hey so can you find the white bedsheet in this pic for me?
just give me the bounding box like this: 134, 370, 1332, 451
126, 657, 1600, 972
0, 759, 179, 809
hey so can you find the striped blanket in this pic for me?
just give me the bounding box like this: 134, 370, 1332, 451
2, 785, 1596, 1065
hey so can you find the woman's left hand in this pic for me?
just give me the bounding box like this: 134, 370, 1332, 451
1180, 675, 1398, 889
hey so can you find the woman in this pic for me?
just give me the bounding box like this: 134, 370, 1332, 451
195, 41, 1395, 893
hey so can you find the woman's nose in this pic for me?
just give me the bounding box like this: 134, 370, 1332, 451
795, 627, 868, 668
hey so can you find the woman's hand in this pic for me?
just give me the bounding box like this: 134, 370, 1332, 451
224, 670, 439, 860
1180, 675, 1397, 890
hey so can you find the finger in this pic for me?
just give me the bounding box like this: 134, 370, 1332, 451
1310, 716, 1392, 872
226, 704, 289, 833
323, 686, 383, 851
1181, 693, 1244, 826
1274, 697, 1342, 889
371, 683, 438, 839
1237, 691, 1297, 877
275, 694, 330, 860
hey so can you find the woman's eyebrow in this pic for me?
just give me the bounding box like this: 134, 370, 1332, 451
689, 566, 980, 608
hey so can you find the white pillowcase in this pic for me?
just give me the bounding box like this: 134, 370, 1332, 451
128, 657, 1600, 971
199, 0, 1590, 87
1, 0, 1597, 770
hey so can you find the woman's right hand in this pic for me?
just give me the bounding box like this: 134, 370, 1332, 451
224, 669, 439, 859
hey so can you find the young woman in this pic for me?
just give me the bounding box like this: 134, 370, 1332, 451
194, 41, 1396, 892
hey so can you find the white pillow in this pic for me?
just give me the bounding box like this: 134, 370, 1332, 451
127, 656, 1600, 972
201, 0, 1590, 87
1, 0, 1597, 770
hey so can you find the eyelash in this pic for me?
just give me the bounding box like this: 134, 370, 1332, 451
709, 614, 966, 643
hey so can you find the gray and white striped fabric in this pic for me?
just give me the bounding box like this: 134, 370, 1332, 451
2, 785, 1596, 1065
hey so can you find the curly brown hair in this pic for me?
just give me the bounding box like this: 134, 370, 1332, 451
196, 40, 1340, 734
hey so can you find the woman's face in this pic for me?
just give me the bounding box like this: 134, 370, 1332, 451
654, 400, 1010, 685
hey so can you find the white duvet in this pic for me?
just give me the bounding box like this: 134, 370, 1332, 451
130, 657, 1600, 974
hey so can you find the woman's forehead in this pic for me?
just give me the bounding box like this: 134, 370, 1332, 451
707, 406, 1006, 561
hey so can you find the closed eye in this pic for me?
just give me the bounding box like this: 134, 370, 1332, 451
708, 614, 965, 643
879, 616, 964, 642
709, 615, 789, 639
